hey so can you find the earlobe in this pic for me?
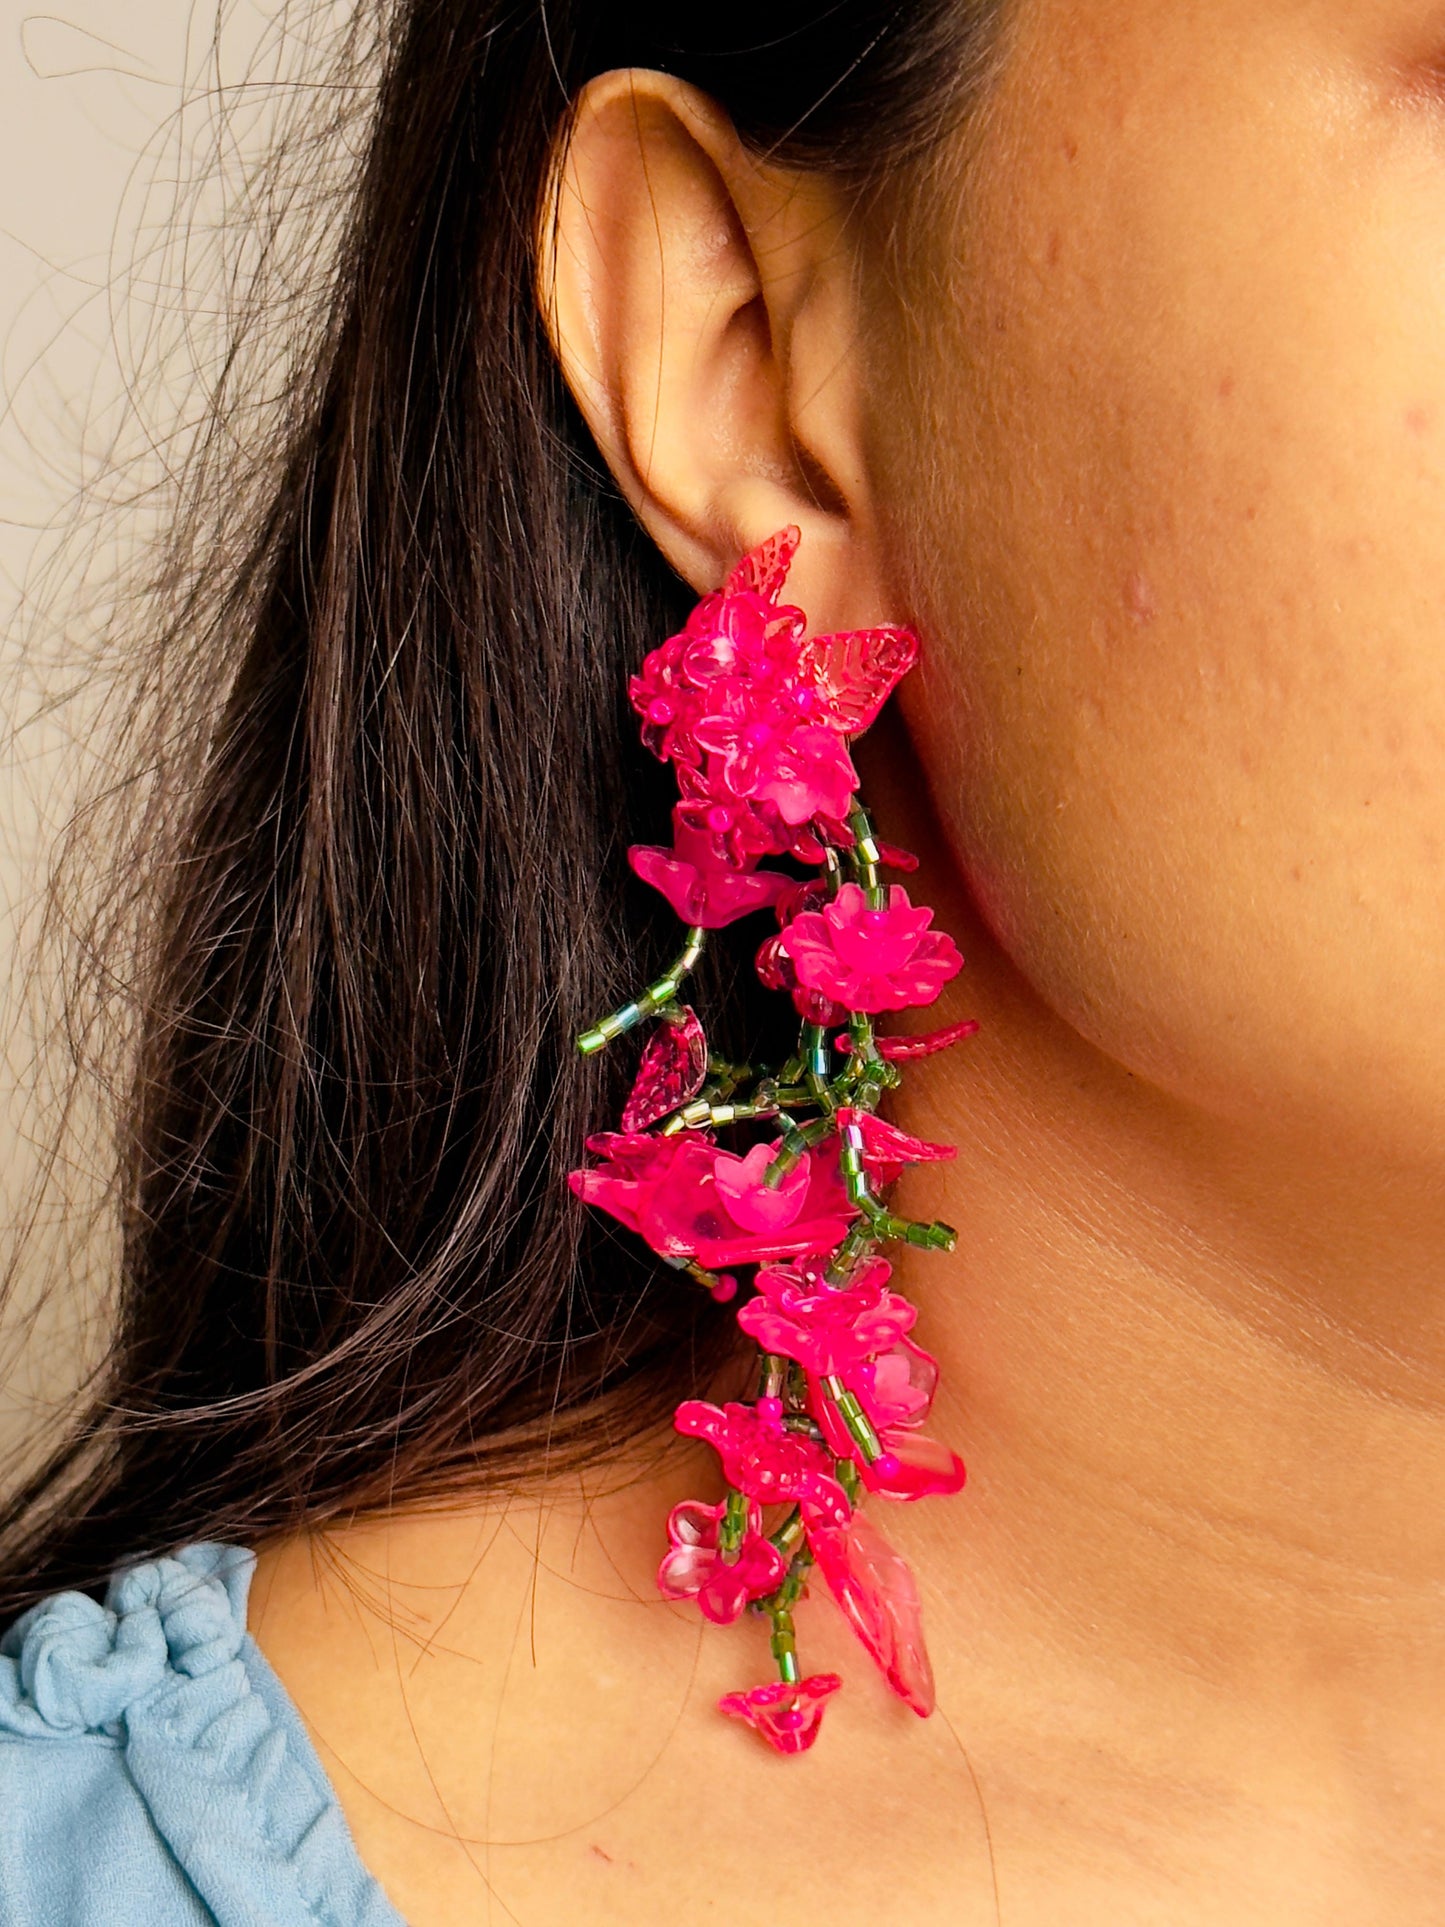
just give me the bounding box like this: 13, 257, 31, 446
534, 68, 879, 621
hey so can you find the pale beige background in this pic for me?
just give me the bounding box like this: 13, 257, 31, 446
0, 2, 300, 1464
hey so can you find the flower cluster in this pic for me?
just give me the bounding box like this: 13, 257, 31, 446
570, 526, 975, 1755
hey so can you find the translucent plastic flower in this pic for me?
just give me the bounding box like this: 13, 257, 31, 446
809, 1392, 966, 1501
657, 1498, 787, 1625
566, 1130, 693, 1242
854, 1335, 940, 1430
629, 844, 793, 928
673, 1398, 852, 1524
793, 1311, 963, 1500
807, 1511, 935, 1716
676, 585, 806, 686
628, 552, 808, 769
628, 802, 793, 929
717, 1672, 842, 1755
667, 786, 790, 867
778, 882, 964, 1013
644, 1137, 855, 1268
570, 1133, 854, 1269
736, 1255, 919, 1378
692, 695, 860, 824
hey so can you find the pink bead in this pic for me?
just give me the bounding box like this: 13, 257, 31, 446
756, 1395, 783, 1422
872, 1451, 901, 1479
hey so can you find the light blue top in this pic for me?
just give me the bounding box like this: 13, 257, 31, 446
0, 1540, 407, 1925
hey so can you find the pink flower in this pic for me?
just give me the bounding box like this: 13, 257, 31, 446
628, 563, 809, 769
567, 1129, 692, 1241
628, 799, 793, 929
693, 697, 859, 824
717, 1672, 842, 1755
673, 1398, 852, 1524
736, 1255, 919, 1378
855, 1335, 940, 1429
620, 1008, 709, 1133
667, 788, 789, 867
657, 1498, 787, 1624
801, 1329, 965, 1500
778, 882, 963, 1013
645, 1137, 855, 1268
676, 586, 806, 685
628, 844, 793, 928
570, 1134, 855, 1268
807, 1511, 935, 1716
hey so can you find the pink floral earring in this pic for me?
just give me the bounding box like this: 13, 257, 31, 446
569, 527, 976, 1755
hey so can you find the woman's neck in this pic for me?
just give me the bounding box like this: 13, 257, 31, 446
250, 759, 1445, 1922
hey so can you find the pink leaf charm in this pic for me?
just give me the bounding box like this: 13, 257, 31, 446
797, 625, 920, 734
808, 1511, 935, 1715
717, 1672, 842, 1755
620, 1008, 709, 1133
722, 524, 801, 601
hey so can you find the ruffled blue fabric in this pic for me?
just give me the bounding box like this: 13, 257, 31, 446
0, 1541, 406, 1925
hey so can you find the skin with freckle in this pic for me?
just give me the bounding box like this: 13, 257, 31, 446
870, 0, 1445, 1168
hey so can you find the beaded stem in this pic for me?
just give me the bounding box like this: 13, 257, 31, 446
576, 926, 707, 1053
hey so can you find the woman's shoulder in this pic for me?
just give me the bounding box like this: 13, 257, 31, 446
0, 1540, 405, 1926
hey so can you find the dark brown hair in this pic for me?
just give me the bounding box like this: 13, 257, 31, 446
0, 1, 1003, 1616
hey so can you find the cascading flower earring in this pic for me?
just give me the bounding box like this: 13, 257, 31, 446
569, 526, 977, 1755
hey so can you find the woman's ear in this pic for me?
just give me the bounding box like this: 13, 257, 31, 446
535, 68, 889, 630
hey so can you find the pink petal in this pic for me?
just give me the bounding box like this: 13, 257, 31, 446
628, 845, 793, 928
712, 1141, 810, 1233
717, 1672, 842, 1755
860, 1337, 939, 1428
863, 1429, 967, 1501
835, 1107, 957, 1168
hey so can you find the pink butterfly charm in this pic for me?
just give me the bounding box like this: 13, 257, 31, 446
620, 1007, 709, 1132
798, 625, 920, 735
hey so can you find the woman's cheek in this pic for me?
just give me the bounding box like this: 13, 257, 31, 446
870, 0, 1445, 1159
